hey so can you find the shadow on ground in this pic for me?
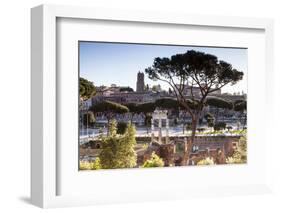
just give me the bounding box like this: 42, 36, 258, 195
18, 196, 31, 205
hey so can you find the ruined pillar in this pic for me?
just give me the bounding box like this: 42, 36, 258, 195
151, 118, 154, 143
165, 118, 169, 144
184, 137, 188, 153
158, 119, 162, 144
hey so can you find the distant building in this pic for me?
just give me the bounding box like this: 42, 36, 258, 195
136, 71, 145, 92
86, 71, 246, 110
176, 82, 221, 97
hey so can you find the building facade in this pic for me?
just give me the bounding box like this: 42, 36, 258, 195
84, 72, 246, 112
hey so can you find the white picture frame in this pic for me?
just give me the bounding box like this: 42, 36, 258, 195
31, 4, 274, 208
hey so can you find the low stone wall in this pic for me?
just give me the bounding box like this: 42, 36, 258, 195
83, 135, 241, 153
192, 136, 240, 156
136, 135, 241, 166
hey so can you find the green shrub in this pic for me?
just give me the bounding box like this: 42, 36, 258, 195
79, 157, 101, 170
214, 122, 226, 131
142, 152, 164, 168
205, 113, 215, 127
117, 122, 127, 135
197, 157, 215, 166
174, 118, 178, 125
226, 126, 233, 131
99, 121, 137, 169
82, 111, 95, 126
226, 136, 247, 164
197, 127, 205, 133
186, 122, 192, 131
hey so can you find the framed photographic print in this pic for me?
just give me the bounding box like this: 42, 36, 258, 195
31, 4, 274, 208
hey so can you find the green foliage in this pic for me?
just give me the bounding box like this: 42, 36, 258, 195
239, 136, 247, 154
201, 130, 224, 135
186, 122, 192, 131
152, 84, 161, 92
226, 153, 243, 164
200, 129, 247, 135
145, 50, 244, 88
234, 100, 247, 129
79, 158, 101, 170
226, 126, 233, 131
133, 103, 155, 128
206, 97, 233, 110
197, 127, 205, 132
125, 103, 140, 121
226, 129, 247, 135
91, 158, 102, 170
108, 119, 117, 136
155, 98, 179, 109
234, 100, 247, 112
119, 87, 134, 92
90, 101, 129, 115
197, 157, 215, 166
142, 152, 164, 168
214, 122, 226, 131
226, 136, 247, 164
90, 101, 129, 129
79, 161, 91, 170
234, 99, 245, 105
125, 103, 139, 113
97, 128, 105, 139
137, 102, 156, 113
204, 112, 214, 119
145, 50, 244, 147
184, 99, 201, 110
79, 77, 96, 100
99, 121, 137, 169
142, 143, 149, 150
174, 118, 178, 125
82, 111, 95, 126
144, 114, 152, 126
175, 143, 184, 153
204, 113, 215, 127
117, 122, 127, 135
199, 117, 203, 125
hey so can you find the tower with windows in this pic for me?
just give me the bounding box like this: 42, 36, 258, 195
136, 71, 145, 92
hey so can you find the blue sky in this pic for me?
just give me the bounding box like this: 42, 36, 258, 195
79, 42, 247, 94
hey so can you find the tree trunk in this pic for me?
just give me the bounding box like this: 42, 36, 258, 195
182, 114, 198, 166
190, 115, 198, 148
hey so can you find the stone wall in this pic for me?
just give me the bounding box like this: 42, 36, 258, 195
136, 135, 241, 166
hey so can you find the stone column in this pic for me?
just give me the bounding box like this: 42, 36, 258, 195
184, 137, 188, 153
158, 119, 162, 144
151, 118, 154, 143
165, 118, 169, 144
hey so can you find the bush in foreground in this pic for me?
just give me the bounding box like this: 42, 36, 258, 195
142, 152, 164, 168
117, 122, 127, 135
99, 120, 137, 169
226, 136, 247, 164
79, 157, 101, 170
197, 157, 215, 166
